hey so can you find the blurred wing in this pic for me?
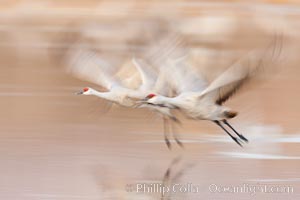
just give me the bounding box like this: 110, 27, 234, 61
166, 58, 208, 94
145, 32, 208, 96
215, 73, 250, 105
198, 34, 282, 103
132, 57, 157, 91
152, 70, 173, 96
139, 32, 187, 96
198, 56, 252, 97
113, 59, 141, 89
144, 32, 186, 67
66, 45, 121, 90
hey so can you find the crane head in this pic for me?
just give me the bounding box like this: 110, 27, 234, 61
138, 93, 157, 103
142, 93, 159, 104
145, 93, 156, 99
76, 87, 92, 95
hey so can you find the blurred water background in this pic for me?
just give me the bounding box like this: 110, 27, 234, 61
1, 0, 300, 199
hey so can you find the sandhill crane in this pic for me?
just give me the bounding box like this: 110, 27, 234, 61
66, 45, 183, 148
66, 28, 190, 149
142, 36, 282, 147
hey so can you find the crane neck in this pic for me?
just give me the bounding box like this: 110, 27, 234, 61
157, 95, 180, 108
91, 90, 114, 101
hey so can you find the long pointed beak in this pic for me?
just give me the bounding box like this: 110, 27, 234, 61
133, 99, 148, 108
75, 91, 83, 95
136, 99, 146, 105
140, 98, 148, 102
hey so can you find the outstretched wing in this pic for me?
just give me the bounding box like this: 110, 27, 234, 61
136, 30, 187, 96
66, 46, 121, 90
132, 57, 157, 91
197, 34, 283, 103
166, 58, 208, 95
215, 72, 251, 105
143, 31, 208, 96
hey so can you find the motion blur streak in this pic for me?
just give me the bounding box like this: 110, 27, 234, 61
0, 1, 300, 200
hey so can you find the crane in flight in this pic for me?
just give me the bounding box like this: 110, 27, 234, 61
141, 35, 282, 147
66, 44, 184, 149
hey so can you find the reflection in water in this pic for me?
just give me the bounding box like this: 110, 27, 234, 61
161, 156, 182, 200
161, 155, 196, 200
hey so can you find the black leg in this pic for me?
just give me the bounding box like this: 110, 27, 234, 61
175, 137, 184, 148
214, 120, 243, 147
223, 120, 248, 143
161, 156, 182, 200
170, 117, 184, 148
163, 118, 171, 150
